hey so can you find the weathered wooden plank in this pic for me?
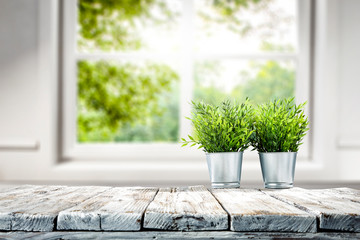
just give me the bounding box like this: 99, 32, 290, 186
0, 185, 37, 194
143, 186, 228, 231
263, 188, 360, 232
0, 185, 46, 195
2, 231, 360, 240
0, 185, 48, 230
212, 188, 316, 232
57, 187, 158, 231
315, 187, 360, 203
0, 185, 110, 231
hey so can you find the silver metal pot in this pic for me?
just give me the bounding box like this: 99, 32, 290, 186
259, 152, 297, 189
206, 152, 243, 189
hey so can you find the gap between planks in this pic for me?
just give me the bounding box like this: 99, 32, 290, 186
143, 186, 229, 231
207, 187, 231, 231
56, 187, 159, 231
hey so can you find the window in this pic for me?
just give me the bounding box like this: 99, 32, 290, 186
62, 0, 311, 161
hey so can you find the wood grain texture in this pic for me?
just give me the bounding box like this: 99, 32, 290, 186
0, 185, 47, 230
1, 185, 360, 233
1, 231, 360, 240
263, 187, 360, 232
316, 187, 360, 203
212, 188, 316, 232
143, 186, 228, 231
0, 185, 37, 194
57, 187, 158, 231
0, 185, 110, 231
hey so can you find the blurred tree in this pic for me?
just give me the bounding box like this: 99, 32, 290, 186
198, 0, 296, 43
194, 0, 296, 106
78, 0, 178, 51
77, 0, 180, 142
238, 41, 295, 103
77, 61, 179, 142
77, 0, 296, 143
113, 81, 180, 142
199, 0, 270, 36
240, 61, 295, 104
194, 60, 294, 106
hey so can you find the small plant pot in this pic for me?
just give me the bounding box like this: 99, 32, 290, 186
259, 152, 297, 189
206, 152, 243, 189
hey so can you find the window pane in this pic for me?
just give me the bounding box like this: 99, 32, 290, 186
194, 60, 295, 105
77, 0, 182, 53
77, 60, 180, 143
195, 0, 297, 54
74, 0, 302, 145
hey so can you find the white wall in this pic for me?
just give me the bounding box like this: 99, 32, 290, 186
0, 0, 39, 145
337, 0, 360, 180
0, 0, 46, 178
0, 0, 359, 184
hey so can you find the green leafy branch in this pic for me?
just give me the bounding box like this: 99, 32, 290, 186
77, 60, 179, 142
78, 0, 178, 52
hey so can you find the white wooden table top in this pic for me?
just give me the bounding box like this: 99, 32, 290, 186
0, 185, 359, 234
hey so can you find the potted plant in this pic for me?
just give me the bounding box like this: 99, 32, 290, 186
251, 97, 309, 189
182, 100, 253, 188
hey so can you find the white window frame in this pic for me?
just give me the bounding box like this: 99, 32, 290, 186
62, 0, 312, 163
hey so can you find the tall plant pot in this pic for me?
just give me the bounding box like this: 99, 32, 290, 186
206, 152, 243, 189
259, 152, 297, 189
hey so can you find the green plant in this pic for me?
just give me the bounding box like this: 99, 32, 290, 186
181, 100, 254, 153
251, 97, 309, 152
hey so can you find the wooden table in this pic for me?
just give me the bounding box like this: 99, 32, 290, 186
0, 185, 359, 239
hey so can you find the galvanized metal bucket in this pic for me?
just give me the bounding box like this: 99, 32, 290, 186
206, 152, 243, 189
259, 152, 297, 189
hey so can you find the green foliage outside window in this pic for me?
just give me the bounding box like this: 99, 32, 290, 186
77, 61, 179, 142
77, 0, 180, 142
76, 0, 297, 143
198, 0, 290, 41
78, 0, 177, 52
194, 60, 295, 106
241, 61, 295, 104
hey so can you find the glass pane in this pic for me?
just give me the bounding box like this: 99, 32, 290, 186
77, 0, 182, 53
77, 60, 180, 143
194, 59, 295, 105
195, 0, 297, 54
